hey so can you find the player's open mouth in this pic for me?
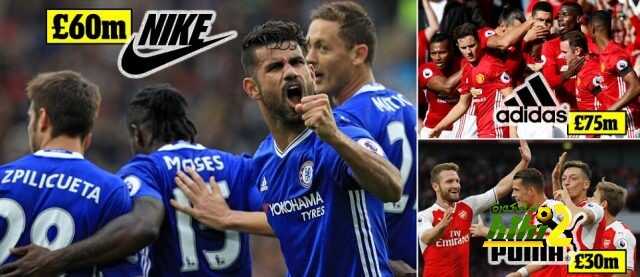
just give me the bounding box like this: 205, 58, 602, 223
448, 188, 459, 194
284, 82, 303, 106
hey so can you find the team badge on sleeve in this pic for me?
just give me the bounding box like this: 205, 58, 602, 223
357, 138, 385, 157
616, 60, 629, 72
615, 236, 628, 249
299, 161, 314, 189
500, 72, 511, 84
484, 30, 496, 37
123, 175, 142, 197
422, 68, 433, 79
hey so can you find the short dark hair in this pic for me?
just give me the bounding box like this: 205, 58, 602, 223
499, 5, 526, 26
590, 10, 612, 37
561, 2, 584, 17
563, 160, 592, 180
241, 20, 306, 76
452, 23, 478, 43
26, 70, 101, 140
532, 1, 553, 16
431, 162, 459, 184
596, 179, 627, 216
561, 30, 588, 53
514, 168, 545, 192
127, 84, 197, 145
311, 1, 377, 64
430, 32, 450, 45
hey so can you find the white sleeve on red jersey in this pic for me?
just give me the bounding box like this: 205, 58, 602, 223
462, 188, 497, 215
613, 222, 636, 271
582, 202, 605, 226
417, 207, 435, 252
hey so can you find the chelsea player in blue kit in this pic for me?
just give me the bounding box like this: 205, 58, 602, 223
173, 21, 402, 277
0, 71, 137, 276
305, 2, 417, 273
115, 85, 262, 277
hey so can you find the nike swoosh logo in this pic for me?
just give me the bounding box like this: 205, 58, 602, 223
118, 30, 237, 79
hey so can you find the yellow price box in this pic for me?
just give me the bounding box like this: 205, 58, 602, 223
568, 250, 627, 274
567, 111, 626, 135
46, 9, 131, 44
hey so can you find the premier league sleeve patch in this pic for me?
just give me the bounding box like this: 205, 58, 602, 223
422, 68, 434, 80
123, 175, 142, 197
500, 72, 511, 84
357, 138, 386, 157
616, 59, 630, 74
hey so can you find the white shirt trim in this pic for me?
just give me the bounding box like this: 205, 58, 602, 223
273, 129, 313, 158
34, 149, 84, 159
157, 140, 205, 151
353, 82, 386, 97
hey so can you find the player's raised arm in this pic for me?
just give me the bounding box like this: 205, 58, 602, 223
462, 141, 530, 216
493, 140, 531, 199
551, 152, 568, 193
295, 94, 402, 202
487, 19, 535, 50
420, 207, 454, 245
0, 196, 164, 276
171, 168, 274, 236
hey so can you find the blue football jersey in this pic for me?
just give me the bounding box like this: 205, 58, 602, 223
334, 83, 417, 266
116, 141, 256, 277
0, 149, 136, 276
254, 122, 392, 277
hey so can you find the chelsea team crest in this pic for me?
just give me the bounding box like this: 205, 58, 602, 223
299, 161, 314, 189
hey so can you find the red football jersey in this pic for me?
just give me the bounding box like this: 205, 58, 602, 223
418, 190, 497, 277
459, 54, 511, 138
575, 55, 603, 111
419, 62, 458, 129
541, 37, 577, 109
593, 221, 637, 277
477, 27, 496, 50
596, 41, 640, 131
419, 29, 429, 65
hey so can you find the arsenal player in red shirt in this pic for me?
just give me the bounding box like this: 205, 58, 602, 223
419, 33, 463, 138
430, 23, 513, 138
591, 180, 637, 277
418, 141, 531, 277
589, 11, 640, 138
561, 30, 602, 111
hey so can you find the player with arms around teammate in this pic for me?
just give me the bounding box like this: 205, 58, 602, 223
430, 23, 514, 138
0, 71, 137, 276
173, 20, 402, 277
305, 1, 417, 273
418, 141, 530, 277
418, 33, 467, 139
115, 85, 262, 276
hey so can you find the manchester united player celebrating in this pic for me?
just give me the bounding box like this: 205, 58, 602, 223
419, 33, 464, 138
541, 2, 588, 109
591, 180, 637, 277
418, 141, 530, 277
589, 11, 640, 137
430, 23, 513, 138
561, 30, 602, 111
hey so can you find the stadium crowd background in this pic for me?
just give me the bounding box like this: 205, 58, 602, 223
0, 0, 416, 171
419, 140, 640, 276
